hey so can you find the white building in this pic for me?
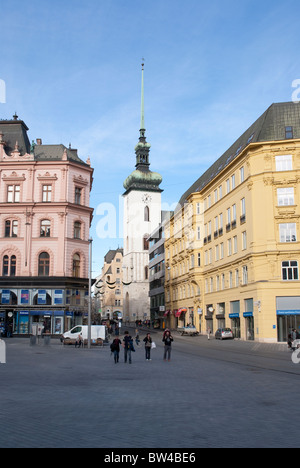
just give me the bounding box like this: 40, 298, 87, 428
122, 64, 163, 322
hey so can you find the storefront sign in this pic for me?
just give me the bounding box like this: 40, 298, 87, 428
243, 312, 253, 318
1, 290, 10, 305
21, 290, 29, 305
54, 290, 64, 305
277, 310, 300, 316
38, 290, 47, 305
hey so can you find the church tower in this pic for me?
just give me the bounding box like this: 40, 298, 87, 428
123, 63, 163, 323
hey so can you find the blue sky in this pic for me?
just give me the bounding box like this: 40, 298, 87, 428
1, 0, 300, 276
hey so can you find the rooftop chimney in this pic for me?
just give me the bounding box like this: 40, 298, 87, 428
36, 138, 42, 145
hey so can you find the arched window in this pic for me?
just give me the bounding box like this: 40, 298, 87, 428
11, 256, 16, 276
2, 255, 17, 276
143, 235, 149, 251
73, 253, 81, 278
2, 256, 9, 276
38, 252, 50, 276
144, 206, 150, 222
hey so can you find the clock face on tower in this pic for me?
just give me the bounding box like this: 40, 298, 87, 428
142, 194, 152, 204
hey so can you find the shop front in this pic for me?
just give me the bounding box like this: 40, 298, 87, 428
175, 308, 187, 327
14, 310, 65, 335
230, 301, 240, 338
244, 299, 254, 341
277, 296, 300, 342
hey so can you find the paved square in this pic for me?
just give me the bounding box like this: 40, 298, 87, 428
0, 333, 299, 448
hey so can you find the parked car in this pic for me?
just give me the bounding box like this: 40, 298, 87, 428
215, 328, 234, 340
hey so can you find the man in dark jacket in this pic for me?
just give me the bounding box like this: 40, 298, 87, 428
123, 331, 133, 364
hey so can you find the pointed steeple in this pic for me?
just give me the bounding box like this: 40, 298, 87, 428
135, 61, 151, 169
140, 61, 145, 133
123, 62, 163, 194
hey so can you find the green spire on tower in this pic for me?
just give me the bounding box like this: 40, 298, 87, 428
140, 60, 145, 132
123, 61, 163, 195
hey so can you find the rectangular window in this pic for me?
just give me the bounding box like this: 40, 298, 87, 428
279, 223, 297, 243
5, 220, 18, 238
231, 174, 236, 190
276, 155, 293, 172
285, 126, 293, 139
227, 208, 231, 224
226, 179, 230, 194
232, 204, 237, 221
240, 167, 245, 183
42, 185, 52, 202
242, 266, 248, 285
282, 261, 298, 281
228, 238, 232, 256
215, 245, 219, 261
75, 187, 82, 205
7, 185, 20, 203
277, 188, 295, 206
233, 236, 238, 254
220, 243, 224, 259
242, 231, 247, 250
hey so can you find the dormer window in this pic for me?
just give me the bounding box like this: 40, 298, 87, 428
285, 126, 293, 139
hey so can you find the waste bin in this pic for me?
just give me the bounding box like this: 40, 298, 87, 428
43, 335, 51, 346
30, 335, 37, 346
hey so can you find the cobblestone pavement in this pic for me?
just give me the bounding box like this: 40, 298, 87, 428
0, 333, 299, 448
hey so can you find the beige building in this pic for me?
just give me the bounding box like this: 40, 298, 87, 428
165, 102, 300, 343
95, 248, 123, 321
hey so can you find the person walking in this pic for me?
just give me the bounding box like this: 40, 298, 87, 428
123, 331, 133, 364
143, 333, 152, 361
111, 337, 122, 364
75, 334, 83, 348
163, 330, 173, 361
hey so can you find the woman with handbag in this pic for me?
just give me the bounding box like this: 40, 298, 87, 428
143, 333, 152, 361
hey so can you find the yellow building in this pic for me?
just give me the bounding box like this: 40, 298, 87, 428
165, 102, 300, 343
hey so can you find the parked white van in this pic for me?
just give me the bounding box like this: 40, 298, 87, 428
62, 325, 106, 346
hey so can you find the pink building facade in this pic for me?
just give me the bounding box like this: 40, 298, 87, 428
0, 116, 93, 336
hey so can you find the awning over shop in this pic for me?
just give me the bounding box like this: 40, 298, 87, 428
164, 310, 171, 317
175, 308, 187, 318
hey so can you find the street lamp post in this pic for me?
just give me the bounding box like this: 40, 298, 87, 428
88, 237, 93, 349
